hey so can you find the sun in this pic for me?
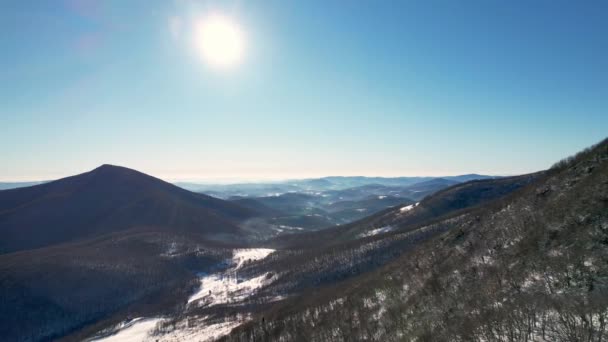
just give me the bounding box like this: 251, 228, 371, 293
194, 14, 245, 69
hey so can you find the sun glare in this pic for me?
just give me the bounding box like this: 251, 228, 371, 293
194, 14, 245, 69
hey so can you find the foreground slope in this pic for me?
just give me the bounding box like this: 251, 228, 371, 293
0, 164, 255, 254
224, 138, 608, 341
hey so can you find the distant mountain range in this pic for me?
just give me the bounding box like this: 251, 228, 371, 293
174, 174, 496, 198
0, 172, 497, 240
0, 167, 497, 256
0, 174, 496, 193
173, 174, 497, 232
0, 181, 46, 190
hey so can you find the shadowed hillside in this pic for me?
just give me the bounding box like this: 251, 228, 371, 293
0, 164, 256, 254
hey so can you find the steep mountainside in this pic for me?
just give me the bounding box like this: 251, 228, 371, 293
224, 138, 608, 341
0, 164, 256, 253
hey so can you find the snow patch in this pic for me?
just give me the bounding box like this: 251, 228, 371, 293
188, 272, 275, 305
360, 226, 394, 237
92, 318, 162, 342
400, 202, 419, 212
233, 248, 275, 269
157, 318, 242, 342
279, 225, 304, 231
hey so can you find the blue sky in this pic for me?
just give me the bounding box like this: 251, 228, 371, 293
1, 0, 607, 181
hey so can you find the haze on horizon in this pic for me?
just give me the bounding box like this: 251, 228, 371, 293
1, 0, 607, 182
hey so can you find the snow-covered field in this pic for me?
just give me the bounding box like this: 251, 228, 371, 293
93, 248, 275, 342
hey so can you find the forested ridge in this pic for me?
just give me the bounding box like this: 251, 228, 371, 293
222, 138, 608, 341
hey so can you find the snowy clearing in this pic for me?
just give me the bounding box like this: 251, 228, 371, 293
188, 248, 275, 304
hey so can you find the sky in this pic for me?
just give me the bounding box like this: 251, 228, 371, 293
1, 0, 607, 182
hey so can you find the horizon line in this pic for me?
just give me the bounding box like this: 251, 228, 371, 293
0, 172, 520, 185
